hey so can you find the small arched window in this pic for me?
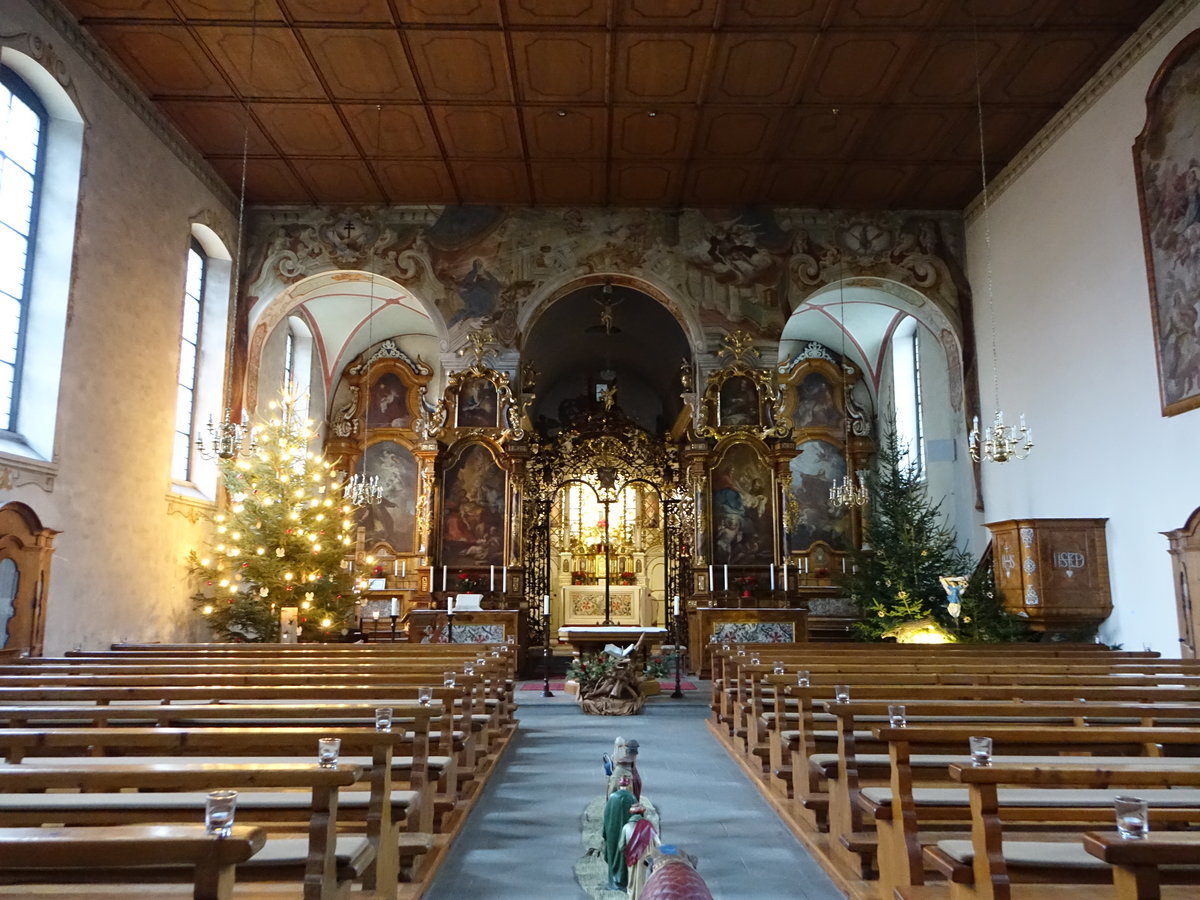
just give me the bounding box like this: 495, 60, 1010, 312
172, 240, 207, 483
891, 315, 925, 479
0, 67, 46, 434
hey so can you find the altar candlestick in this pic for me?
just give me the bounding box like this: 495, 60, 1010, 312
770, 564, 775, 590
389, 597, 399, 617
442, 566, 447, 590
708, 565, 714, 591
502, 566, 507, 594
543, 594, 550, 617
783, 561, 789, 591
490, 565, 495, 591
724, 565, 729, 591
673, 595, 680, 617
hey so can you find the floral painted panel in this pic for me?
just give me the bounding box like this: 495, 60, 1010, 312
711, 622, 796, 643
570, 594, 634, 618
418, 623, 505, 644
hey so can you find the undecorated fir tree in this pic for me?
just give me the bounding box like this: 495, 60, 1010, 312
189, 395, 359, 641
841, 427, 972, 641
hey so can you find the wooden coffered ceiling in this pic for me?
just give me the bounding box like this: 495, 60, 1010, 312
62, 0, 1163, 209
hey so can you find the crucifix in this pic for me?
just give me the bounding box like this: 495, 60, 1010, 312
340, 220, 356, 241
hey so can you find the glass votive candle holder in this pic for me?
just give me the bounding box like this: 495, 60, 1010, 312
443, 672, 457, 687
505, 635, 515, 645
318, 737, 341, 768
721, 643, 731, 652
375, 707, 393, 732
749, 655, 761, 665
1114, 795, 1149, 839
736, 648, 746, 657
476, 657, 487, 667
796, 670, 811, 687
417, 687, 433, 707
773, 661, 785, 675
205, 789, 237, 838
834, 684, 851, 703
888, 704, 907, 727
969, 735, 993, 767
463, 664, 475, 676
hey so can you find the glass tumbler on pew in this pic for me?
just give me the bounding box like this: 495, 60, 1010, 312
1114, 796, 1149, 839
444, 672, 456, 687
773, 660, 785, 674
318, 737, 341, 768
417, 687, 433, 707
969, 736, 992, 767
796, 670, 811, 687
834, 684, 851, 703
205, 790, 237, 838
375, 707, 393, 732
888, 704, 907, 728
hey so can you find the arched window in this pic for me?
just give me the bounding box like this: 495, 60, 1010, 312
0, 67, 46, 434
892, 315, 925, 479
171, 240, 207, 483
284, 315, 313, 425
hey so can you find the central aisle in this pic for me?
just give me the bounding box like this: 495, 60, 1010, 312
425, 684, 843, 899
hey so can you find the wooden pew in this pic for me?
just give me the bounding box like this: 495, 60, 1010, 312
1083, 831, 1200, 900
0, 824, 265, 899
0, 762, 365, 900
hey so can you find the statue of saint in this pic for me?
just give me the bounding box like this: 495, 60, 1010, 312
602, 775, 637, 889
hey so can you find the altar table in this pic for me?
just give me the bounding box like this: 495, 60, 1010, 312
556, 625, 669, 661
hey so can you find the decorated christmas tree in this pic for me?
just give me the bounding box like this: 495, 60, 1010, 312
189, 394, 359, 641
841, 426, 973, 641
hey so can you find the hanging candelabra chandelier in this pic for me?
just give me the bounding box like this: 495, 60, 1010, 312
967, 22, 1032, 464
828, 264, 868, 509
196, 409, 257, 461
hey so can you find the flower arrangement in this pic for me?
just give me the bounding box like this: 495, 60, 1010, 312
643, 652, 677, 680
455, 572, 486, 592
618, 571, 636, 585
566, 651, 621, 691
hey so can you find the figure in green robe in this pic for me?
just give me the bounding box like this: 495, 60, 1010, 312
602, 775, 637, 889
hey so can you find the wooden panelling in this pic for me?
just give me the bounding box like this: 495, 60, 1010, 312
610, 162, 682, 206
157, 100, 275, 154
343, 104, 441, 157
194, 26, 322, 99
173, 0, 285, 19
617, 0, 719, 28
430, 106, 523, 158
71, 1, 1163, 207
686, 163, 763, 207
405, 31, 512, 102
613, 34, 710, 102
523, 107, 608, 158
209, 157, 309, 203
300, 29, 419, 100
531, 161, 607, 205
722, 0, 832, 29
251, 103, 357, 156
706, 34, 813, 104
696, 109, 779, 158
375, 160, 458, 203
505, 0, 609, 27
281, 0, 394, 24
88, 25, 233, 96
450, 160, 532, 205
291, 158, 384, 202
611, 107, 697, 157
510, 32, 608, 103
394, 0, 500, 25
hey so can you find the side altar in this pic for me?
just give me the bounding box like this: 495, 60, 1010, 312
686, 592, 818, 679
404, 608, 524, 645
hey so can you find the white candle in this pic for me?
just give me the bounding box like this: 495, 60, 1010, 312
842, 558, 847, 573
542, 594, 550, 616
448, 596, 455, 613
803, 558, 808, 574
490, 565, 495, 591
724, 565, 729, 591
393, 559, 398, 576
502, 566, 507, 593
783, 562, 789, 591
708, 564, 714, 591
390, 597, 399, 617
770, 564, 775, 590
372, 610, 380, 621
442, 566, 447, 590
673, 595, 680, 617
401, 560, 406, 578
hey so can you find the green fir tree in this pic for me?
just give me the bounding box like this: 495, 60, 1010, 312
189, 395, 359, 641
841, 427, 972, 640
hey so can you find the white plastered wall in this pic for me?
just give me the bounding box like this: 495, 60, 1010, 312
0, 2, 236, 652
966, 6, 1200, 650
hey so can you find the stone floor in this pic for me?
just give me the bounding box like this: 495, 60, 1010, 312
424, 683, 843, 899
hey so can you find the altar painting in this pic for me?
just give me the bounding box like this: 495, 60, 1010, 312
787, 440, 851, 551
718, 375, 761, 426
710, 442, 773, 565
440, 443, 506, 566
358, 441, 416, 553
367, 372, 412, 429
1134, 31, 1200, 415
792, 372, 841, 429
456, 377, 498, 428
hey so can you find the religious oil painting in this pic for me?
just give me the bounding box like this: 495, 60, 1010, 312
791, 372, 842, 430
358, 441, 416, 553
367, 372, 411, 428
787, 440, 851, 552
455, 377, 498, 428
440, 443, 506, 567
1134, 30, 1200, 416
709, 441, 773, 566
718, 375, 761, 427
